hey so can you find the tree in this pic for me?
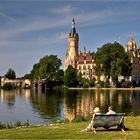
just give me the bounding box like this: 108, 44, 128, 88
30, 55, 62, 80
95, 42, 131, 86
28, 55, 64, 88
5, 68, 16, 79
64, 65, 78, 87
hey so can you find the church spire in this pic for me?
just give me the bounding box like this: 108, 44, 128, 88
72, 18, 75, 29
71, 18, 76, 35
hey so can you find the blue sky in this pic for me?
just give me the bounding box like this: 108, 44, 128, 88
0, 0, 140, 77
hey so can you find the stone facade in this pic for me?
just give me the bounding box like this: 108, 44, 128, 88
1, 77, 31, 88
64, 18, 79, 71
76, 48, 95, 79
64, 18, 95, 79
125, 38, 140, 82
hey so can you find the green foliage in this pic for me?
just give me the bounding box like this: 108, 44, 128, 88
98, 81, 109, 88
5, 68, 16, 79
82, 82, 89, 88
103, 82, 110, 88
89, 77, 96, 87
22, 120, 30, 127
116, 81, 121, 88
0, 122, 6, 129
121, 81, 133, 88
77, 72, 83, 87
56, 118, 70, 123
0, 120, 30, 130
23, 74, 32, 79
95, 42, 131, 86
0, 117, 140, 139
14, 121, 22, 127
28, 55, 63, 88
2, 83, 16, 90
30, 55, 62, 80
99, 81, 105, 88
64, 65, 78, 87
71, 117, 88, 122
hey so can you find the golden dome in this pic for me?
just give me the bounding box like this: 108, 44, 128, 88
127, 37, 136, 47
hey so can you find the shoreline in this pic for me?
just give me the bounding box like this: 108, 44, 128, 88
69, 87, 140, 90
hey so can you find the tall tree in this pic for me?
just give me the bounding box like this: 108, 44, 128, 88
95, 42, 131, 86
64, 65, 78, 87
5, 68, 16, 79
30, 55, 62, 80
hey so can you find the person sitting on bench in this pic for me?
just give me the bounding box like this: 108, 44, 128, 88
82, 107, 101, 132
106, 106, 116, 115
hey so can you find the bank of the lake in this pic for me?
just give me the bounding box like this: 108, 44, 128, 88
0, 116, 139, 139
69, 87, 140, 90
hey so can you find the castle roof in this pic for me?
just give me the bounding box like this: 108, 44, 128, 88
77, 50, 94, 64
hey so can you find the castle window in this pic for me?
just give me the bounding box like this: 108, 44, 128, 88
79, 66, 81, 70
83, 66, 86, 70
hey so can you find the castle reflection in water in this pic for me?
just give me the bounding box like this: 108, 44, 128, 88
64, 89, 140, 121
0, 89, 140, 123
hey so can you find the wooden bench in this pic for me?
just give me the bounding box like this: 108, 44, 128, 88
92, 113, 126, 133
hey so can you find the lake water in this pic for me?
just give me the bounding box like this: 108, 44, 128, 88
0, 88, 140, 125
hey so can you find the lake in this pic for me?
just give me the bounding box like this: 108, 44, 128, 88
0, 88, 140, 125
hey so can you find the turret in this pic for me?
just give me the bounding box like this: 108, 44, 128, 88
64, 18, 79, 71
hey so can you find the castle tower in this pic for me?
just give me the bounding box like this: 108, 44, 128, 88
127, 37, 137, 52
64, 18, 79, 71
125, 37, 140, 77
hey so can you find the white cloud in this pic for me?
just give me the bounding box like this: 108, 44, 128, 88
51, 5, 74, 14
0, 6, 137, 41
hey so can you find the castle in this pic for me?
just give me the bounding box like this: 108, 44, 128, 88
64, 18, 140, 82
64, 18, 95, 79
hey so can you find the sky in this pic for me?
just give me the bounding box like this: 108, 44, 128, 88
0, 0, 140, 77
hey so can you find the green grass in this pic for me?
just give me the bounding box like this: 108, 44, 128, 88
0, 116, 140, 139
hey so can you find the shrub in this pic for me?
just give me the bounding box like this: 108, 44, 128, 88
116, 81, 121, 88
2, 83, 16, 90
14, 121, 22, 127
71, 117, 88, 123
83, 83, 89, 88
22, 120, 30, 127
99, 81, 105, 88
0, 122, 6, 129
56, 118, 69, 123
103, 82, 110, 88
121, 81, 133, 88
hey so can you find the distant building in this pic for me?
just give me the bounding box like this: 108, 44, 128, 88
64, 18, 95, 79
125, 38, 140, 82
1, 77, 31, 88
76, 48, 95, 79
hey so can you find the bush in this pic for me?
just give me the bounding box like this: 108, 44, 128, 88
14, 121, 22, 127
99, 81, 104, 88
121, 81, 133, 88
2, 83, 16, 90
116, 81, 121, 88
103, 82, 109, 88
56, 118, 69, 123
6, 123, 14, 129
83, 82, 89, 88
0, 122, 6, 129
22, 120, 30, 127
71, 117, 88, 123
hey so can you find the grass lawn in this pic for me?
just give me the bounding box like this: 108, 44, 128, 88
0, 116, 140, 139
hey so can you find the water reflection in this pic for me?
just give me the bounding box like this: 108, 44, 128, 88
0, 89, 140, 124
63, 89, 140, 120
30, 90, 64, 122
0, 90, 16, 108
